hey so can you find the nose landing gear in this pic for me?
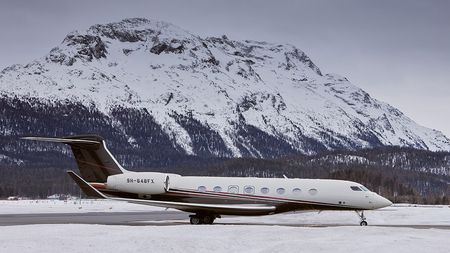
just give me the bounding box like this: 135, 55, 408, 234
355, 210, 368, 226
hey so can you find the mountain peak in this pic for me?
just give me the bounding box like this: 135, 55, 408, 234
87, 18, 195, 42
1, 18, 449, 158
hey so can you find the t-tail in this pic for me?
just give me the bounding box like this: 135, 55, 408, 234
22, 135, 128, 183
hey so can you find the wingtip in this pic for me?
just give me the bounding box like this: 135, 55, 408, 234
20, 136, 101, 144
21, 136, 37, 140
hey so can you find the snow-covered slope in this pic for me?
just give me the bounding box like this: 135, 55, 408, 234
1, 18, 449, 158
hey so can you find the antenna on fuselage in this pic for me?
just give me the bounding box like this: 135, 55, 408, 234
283, 174, 288, 179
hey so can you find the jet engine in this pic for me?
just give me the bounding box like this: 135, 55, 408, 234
106, 172, 168, 195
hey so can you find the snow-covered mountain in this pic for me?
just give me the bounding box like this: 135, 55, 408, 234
1, 18, 449, 161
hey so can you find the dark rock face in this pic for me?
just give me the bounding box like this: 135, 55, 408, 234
286, 48, 322, 76
47, 48, 75, 66
150, 42, 184, 55
88, 18, 152, 42
91, 25, 146, 43
66, 34, 108, 61
46, 34, 107, 65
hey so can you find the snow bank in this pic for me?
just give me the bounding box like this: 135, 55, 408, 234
0, 224, 449, 253
0, 199, 165, 214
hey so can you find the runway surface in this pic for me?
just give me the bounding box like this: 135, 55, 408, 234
0, 211, 184, 226
1, 211, 449, 229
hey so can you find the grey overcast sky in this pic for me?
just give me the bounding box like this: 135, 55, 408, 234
1, 0, 449, 137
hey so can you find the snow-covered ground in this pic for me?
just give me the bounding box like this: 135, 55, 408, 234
0, 199, 165, 214
1, 200, 449, 226
1, 224, 449, 253
220, 204, 450, 226
0, 200, 449, 253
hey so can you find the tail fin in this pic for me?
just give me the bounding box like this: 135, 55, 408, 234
22, 135, 128, 183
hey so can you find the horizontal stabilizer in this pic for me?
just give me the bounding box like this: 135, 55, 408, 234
21, 136, 101, 145
67, 170, 106, 199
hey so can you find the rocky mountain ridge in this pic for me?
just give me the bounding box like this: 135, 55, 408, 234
1, 18, 449, 165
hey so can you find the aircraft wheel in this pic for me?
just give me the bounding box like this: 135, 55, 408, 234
190, 216, 201, 225
360, 221, 368, 226
202, 215, 215, 225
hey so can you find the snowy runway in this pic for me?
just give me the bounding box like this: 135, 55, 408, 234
0, 200, 449, 252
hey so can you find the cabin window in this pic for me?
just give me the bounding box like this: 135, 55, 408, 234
228, 185, 239, 194
350, 186, 362, 191
244, 186, 255, 195
260, 187, 269, 194
360, 186, 369, 191
276, 188, 286, 195
197, 185, 206, 192
197, 186, 207, 192
292, 188, 301, 194
213, 186, 222, 192
308, 189, 318, 195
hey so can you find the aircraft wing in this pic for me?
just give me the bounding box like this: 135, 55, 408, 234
67, 171, 276, 215
112, 197, 276, 215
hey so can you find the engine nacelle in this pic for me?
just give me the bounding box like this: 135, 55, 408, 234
106, 172, 168, 195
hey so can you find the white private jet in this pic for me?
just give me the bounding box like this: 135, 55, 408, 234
23, 135, 392, 225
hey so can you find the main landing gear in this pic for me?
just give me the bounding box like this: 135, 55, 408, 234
189, 214, 219, 225
355, 210, 368, 226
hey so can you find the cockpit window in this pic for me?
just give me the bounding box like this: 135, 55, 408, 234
360, 186, 369, 191
350, 186, 362, 191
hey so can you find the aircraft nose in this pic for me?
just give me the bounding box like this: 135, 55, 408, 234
375, 195, 393, 209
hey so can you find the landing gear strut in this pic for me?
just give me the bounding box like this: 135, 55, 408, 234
189, 214, 217, 225
355, 210, 368, 226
